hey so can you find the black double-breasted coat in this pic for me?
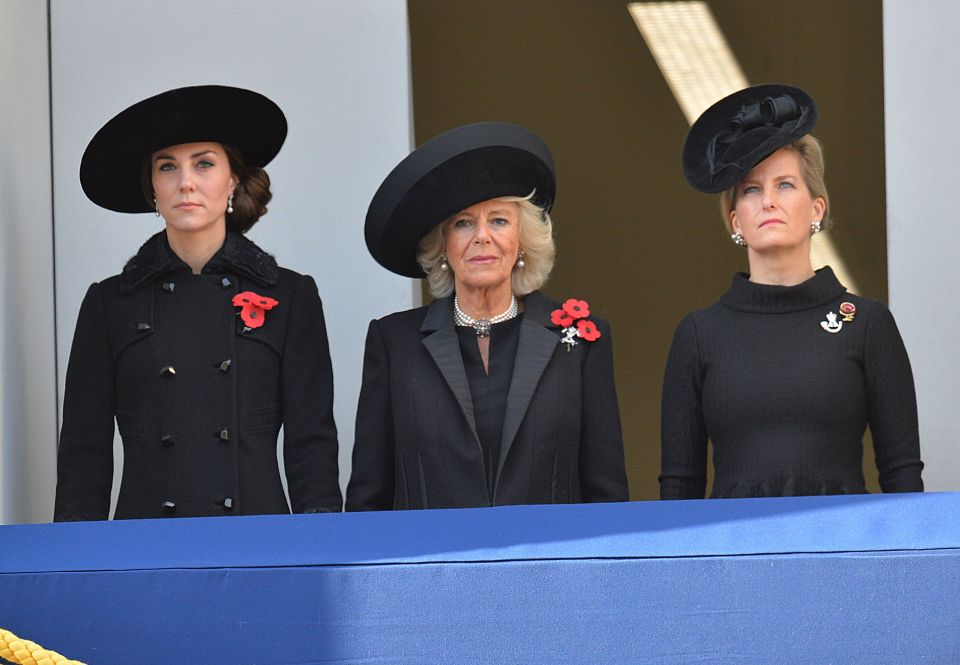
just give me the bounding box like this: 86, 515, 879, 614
346, 291, 628, 510
54, 231, 341, 520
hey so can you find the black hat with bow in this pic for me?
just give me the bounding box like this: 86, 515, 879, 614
682, 84, 818, 194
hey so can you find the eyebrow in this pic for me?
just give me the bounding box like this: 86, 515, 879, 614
153, 150, 216, 161
450, 206, 514, 219
741, 174, 798, 186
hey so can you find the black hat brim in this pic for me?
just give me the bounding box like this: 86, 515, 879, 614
80, 85, 287, 213
365, 122, 556, 278
682, 84, 817, 194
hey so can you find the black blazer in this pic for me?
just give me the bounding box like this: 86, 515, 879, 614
346, 290, 628, 510
54, 231, 342, 520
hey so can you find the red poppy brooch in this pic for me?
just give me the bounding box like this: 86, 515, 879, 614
232, 291, 279, 331
551, 298, 601, 351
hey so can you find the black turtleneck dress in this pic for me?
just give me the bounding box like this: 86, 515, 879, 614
660, 267, 924, 499
54, 231, 342, 520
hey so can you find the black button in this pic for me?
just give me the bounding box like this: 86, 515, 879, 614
217, 359, 232, 372
160, 365, 176, 376
218, 428, 230, 441
162, 501, 176, 514
221, 277, 233, 289
161, 282, 175, 293
222, 497, 234, 510
136, 322, 152, 332
161, 434, 176, 447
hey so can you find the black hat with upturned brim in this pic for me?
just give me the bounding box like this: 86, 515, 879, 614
80, 85, 287, 212
682, 84, 818, 194
365, 122, 556, 278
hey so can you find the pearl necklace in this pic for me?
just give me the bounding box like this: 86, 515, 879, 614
454, 295, 518, 337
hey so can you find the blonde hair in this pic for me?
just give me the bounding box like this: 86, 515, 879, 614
719, 134, 830, 233
416, 192, 556, 298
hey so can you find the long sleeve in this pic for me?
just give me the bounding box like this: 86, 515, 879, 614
863, 302, 924, 492
659, 313, 709, 500
280, 275, 343, 513
578, 319, 629, 502
345, 318, 396, 511
54, 283, 116, 521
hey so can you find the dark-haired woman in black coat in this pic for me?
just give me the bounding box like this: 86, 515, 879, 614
54, 86, 341, 520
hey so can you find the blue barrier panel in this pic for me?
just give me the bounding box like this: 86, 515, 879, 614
1, 493, 958, 663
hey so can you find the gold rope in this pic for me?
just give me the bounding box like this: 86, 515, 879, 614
0, 628, 86, 665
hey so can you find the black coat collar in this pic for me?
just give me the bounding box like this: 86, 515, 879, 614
720, 266, 846, 314
120, 231, 279, 294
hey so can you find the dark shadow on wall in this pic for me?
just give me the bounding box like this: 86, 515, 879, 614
408, 0, 886, 499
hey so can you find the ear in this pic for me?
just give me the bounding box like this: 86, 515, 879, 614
812, 195, 826, 221
729, 208, 741, 235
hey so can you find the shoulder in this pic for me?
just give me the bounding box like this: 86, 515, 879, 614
77, 273, 134, 309
836, 292, 901, 334
835, 291, 888, 313
91, 272, 125, 294
274, 266, 312, 288
671, 299, 724, 334
373, 303, 432, 330
259, 267, 323, 305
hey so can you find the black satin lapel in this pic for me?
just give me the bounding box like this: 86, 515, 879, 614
495, 318, 558, 485
422, 327, 479, 440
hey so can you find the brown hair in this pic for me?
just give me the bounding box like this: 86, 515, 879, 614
719, 134, 830, 233
140, 142, 273, 233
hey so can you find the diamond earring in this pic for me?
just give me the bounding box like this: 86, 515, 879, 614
731, 232, 746, 247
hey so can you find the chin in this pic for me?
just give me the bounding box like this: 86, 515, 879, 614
458, 276, 511, 291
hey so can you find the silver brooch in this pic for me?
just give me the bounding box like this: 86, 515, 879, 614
820, 311, 842, 333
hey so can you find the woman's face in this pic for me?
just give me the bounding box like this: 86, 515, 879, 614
151, 142, 237, 236
729, 147, 825, 253
442, 198, 521, 294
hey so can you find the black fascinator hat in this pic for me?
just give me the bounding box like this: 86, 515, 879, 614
364, 122, 556, 278
682, 84, 817, 194
80, 85, 287, 212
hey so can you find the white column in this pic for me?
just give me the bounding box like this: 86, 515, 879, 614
884, 0, 960, 490
0, 1, 59, 523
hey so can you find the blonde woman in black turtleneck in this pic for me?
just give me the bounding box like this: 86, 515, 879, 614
660, 84, 923, 499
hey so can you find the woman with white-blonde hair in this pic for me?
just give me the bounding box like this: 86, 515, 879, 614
347, 122, 628, 510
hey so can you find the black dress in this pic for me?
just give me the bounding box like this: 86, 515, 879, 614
660, 267, 923, 499
457, 315, 522, 495
54, 231, 342, 520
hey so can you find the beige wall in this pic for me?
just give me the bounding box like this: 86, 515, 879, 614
409, 0, 886, 499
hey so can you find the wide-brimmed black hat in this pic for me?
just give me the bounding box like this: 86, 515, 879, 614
365, 122, 556, 278
682, 84, 817, 194
80, 85, 287, 212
